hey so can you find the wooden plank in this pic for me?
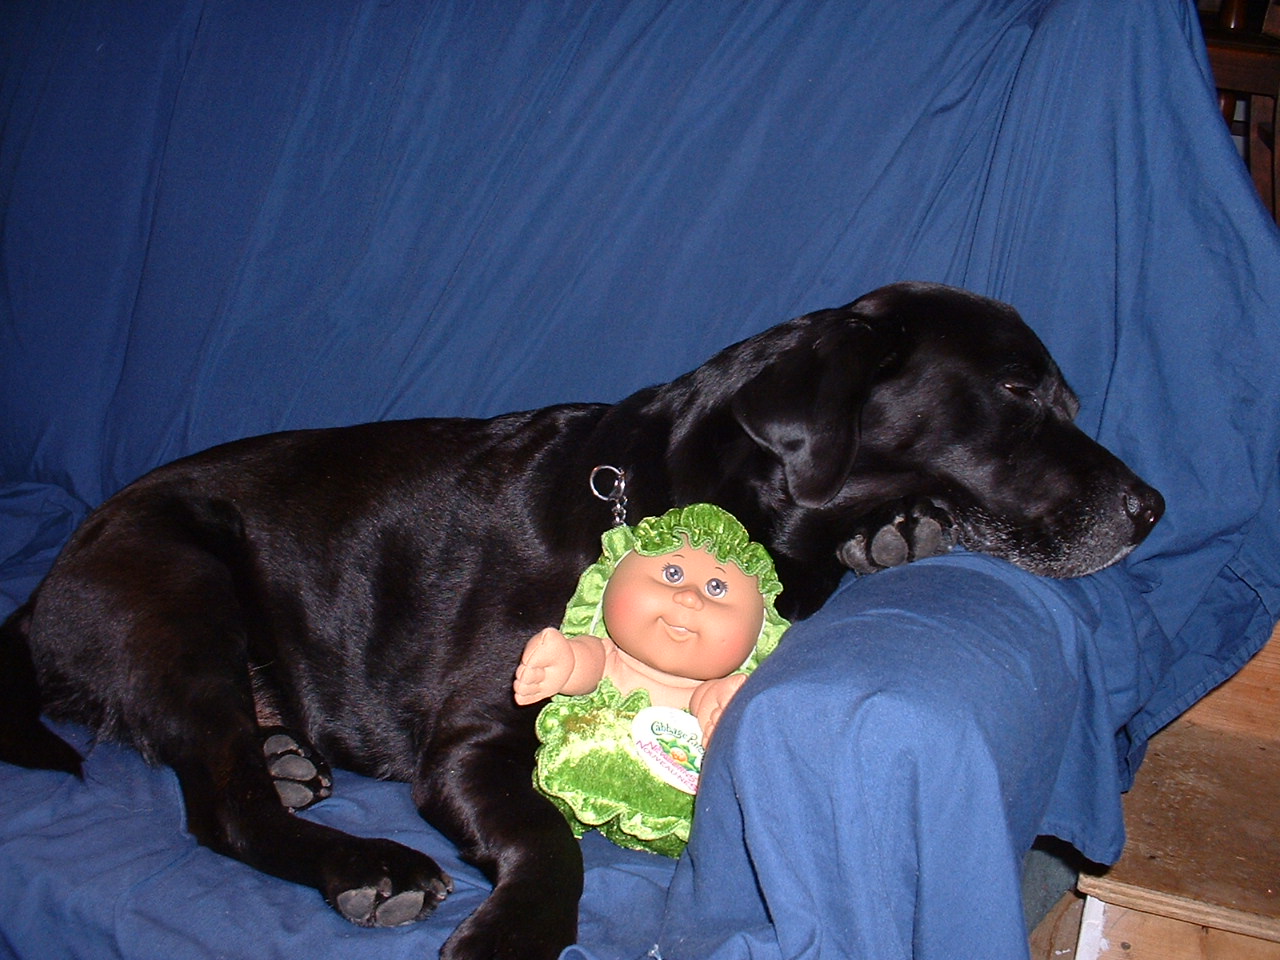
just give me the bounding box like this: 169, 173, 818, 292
1074, 625, 1280, 955
1077, 719, 1280, 940
1184, 623, 1280, 740
1205, 29, 1280, 97
1083, 899, 1280, 960
1028, 891, 1084, 959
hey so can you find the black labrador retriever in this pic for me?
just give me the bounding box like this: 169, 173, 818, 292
0, 282, 1162, 959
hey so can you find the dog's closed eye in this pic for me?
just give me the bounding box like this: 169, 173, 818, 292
1001, 382, 1039, 401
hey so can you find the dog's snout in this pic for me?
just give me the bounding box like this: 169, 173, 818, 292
1123, 482, 1164, 541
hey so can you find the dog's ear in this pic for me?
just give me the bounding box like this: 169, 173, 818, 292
731, 318, 903, 507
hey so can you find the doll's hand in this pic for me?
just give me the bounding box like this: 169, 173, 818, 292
689, 673, 748, 746
513, 627, 577, 705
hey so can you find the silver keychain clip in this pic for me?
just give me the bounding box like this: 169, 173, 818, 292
589, 465, 629, 527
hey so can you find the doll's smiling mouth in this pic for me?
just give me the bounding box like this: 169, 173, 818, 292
659, 618, 696, 641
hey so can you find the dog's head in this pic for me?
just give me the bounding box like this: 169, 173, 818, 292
670, 281, 1163, 583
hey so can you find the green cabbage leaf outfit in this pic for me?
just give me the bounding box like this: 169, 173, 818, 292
533, 504, 789, 857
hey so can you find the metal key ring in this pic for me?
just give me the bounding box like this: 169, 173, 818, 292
589, 465, 629, 527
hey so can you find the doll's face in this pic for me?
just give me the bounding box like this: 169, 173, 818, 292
601, 538, 765, 681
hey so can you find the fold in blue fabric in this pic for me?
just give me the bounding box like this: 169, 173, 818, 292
0, 483, 88, 613
3, 1, 1280, 958
659, 554, 1141, 960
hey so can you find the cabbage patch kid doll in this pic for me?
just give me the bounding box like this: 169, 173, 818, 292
512, 503, 789, 856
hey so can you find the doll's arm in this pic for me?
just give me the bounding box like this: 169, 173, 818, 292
513, 627, 608, 705
688, 672, 748, 745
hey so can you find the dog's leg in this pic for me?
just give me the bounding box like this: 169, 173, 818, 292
37, 530, 454, 929
0, 603, 85, 775
250, 668, 334, 810
169, 724, 452, 927
413, 719, 583, 960
150, 642, 452, 927
144, 629, 452, 927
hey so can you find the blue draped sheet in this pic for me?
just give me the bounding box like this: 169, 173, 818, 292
3, 1, 1279, 958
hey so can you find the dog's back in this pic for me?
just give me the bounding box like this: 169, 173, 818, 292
1, 409, 617, 775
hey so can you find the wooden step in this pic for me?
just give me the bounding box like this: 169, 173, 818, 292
1076, 895, 1280, 960
1078, 719, 1280, 939
1072, 625, 1280, 956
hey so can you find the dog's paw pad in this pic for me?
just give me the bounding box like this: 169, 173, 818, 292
869, 523, 909, 567
340, 887, 424, 928
260, 727, 332, 811
273, 779, 322, 810
836, 534, 875, 574
909, 516, 947, 557
268, 752, 317, 781
375, 890, 428, 927
336, 885, 381, 923
334, 874, 451, 927
838, 498, 958, 573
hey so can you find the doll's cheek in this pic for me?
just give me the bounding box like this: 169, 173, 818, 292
601, 589, 644, 642
711, 609, 764, 668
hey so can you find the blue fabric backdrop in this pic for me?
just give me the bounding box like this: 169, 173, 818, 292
2, 1, 1279, 958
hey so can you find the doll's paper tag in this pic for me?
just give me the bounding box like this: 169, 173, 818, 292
631, 706, 703, 795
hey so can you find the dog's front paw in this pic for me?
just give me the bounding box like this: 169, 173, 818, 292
260, 726, 333, 811
837, 499, 956, 573
324, 839, 453, 928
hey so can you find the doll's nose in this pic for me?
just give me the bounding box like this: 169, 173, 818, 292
673, 588, 703, 609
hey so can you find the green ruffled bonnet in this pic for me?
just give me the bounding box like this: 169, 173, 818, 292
533, 503, 789, 857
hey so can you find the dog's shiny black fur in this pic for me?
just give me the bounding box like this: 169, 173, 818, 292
0, 282, 1162, 959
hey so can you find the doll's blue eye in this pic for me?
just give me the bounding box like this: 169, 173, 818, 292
662, 564, 684, 584
705, 578, 728, 598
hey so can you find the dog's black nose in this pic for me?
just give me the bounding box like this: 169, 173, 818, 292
1123, 482, 1164, 542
